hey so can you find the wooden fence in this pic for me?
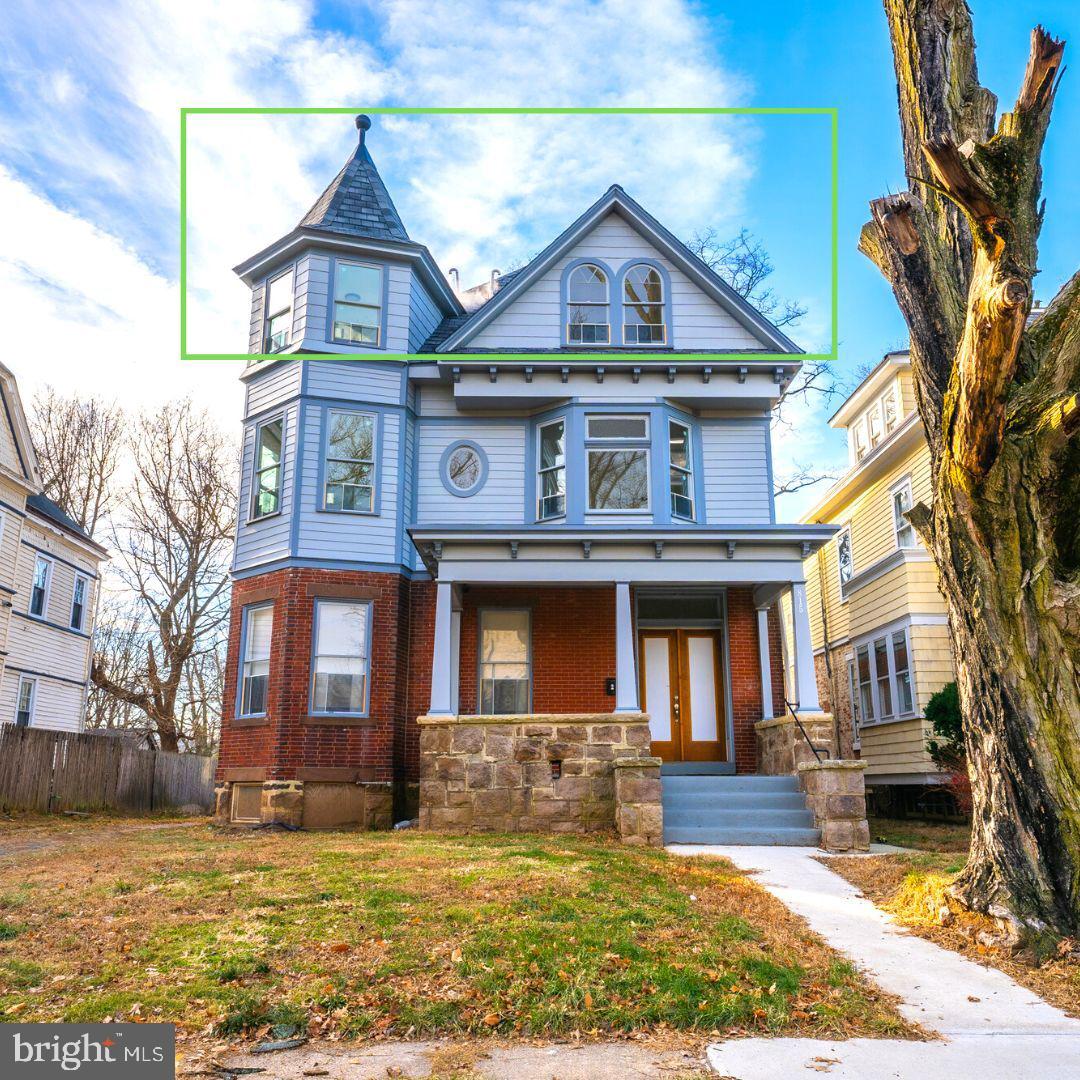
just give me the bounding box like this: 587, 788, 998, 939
0, 725, 216, 814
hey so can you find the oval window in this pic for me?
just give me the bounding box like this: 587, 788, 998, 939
441, 442, 487, 496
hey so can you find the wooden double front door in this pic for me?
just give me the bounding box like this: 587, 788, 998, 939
639, 629, 727, 762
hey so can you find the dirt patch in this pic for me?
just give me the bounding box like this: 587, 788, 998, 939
828, 853, 1080, 1018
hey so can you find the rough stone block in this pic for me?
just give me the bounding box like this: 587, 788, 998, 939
420, 780, 447, 808
473, 789, 511, 816
493, 761, 522, 789
617, 777, 662, 804
826, 793, 866, 819
625, 724, 652, 748
558, 725, 587, 742
586, 743, 615, 760
434, 757, 465, 782
485, 733, 515, 760
451, 726, 485, 754
465, 761, 492, 789
590, 724, 623, 744
514, 738, 544, 763
523, 724, 554, 738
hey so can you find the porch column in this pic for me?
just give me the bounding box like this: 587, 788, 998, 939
613, 581, 640, 713
756, 606, 775, 720
429, 580, 455, 715
790, 581, 821, 713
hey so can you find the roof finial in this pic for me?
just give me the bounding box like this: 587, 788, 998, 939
355, 113, 372, 148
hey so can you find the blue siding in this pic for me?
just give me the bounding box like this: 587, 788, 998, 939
700, 419, 772, 524
305, 358, 407, 404
408, 272, 443, 352
244, 359, 303, 418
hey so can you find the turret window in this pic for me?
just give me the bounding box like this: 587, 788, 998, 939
566, 264, 610, 344
251, 418, 283, 519
265, 268, 294, 352
324, 411, 375, 513
622, 264, 666, 345
332, 262, 382, 346
668, 420, 694, 519
537, 419, 566, 520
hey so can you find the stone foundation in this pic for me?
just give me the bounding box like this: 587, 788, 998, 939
756, 712, 836, 775
213, 779, 392, 830
798, 759, 870, 852
613, 758, 663, 846
417, 712, 659, 837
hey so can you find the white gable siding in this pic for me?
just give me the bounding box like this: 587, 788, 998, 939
415, 383, 462, 417
415, 422, 526, 525
700, 420, 773, 524
468, 212, 764, 351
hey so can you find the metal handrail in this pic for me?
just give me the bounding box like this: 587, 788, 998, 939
784, 698, 824, 763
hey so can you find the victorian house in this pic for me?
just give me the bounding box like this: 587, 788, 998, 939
216, 116, 844, 844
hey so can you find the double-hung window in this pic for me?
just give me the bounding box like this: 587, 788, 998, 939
537, 419, 566, 520
891, 477, 917, 548
479, 609, 530, 714
332, 262, 382, 346
668, 420, 694, 519
855, 626, 916, 725
837, 528, 853, 588
851, 380, 903, 463
71, 575, 89, 631
265, 269, 294, 352
15, 676, 35, 727
587, 414, 650, 512
324, 411, 375, 512
566, 264, 610, 344
240, 604, 273, 717
622, 264, 666, 344
847, 659, 861, 750
30, 555, 51, 618
251, 418, 283, 519
311, 599, 371, 716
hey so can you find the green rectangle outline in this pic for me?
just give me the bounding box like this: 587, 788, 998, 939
180, 106, 838, 363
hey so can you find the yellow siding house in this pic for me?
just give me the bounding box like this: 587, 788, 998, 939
800, 351, 952, 798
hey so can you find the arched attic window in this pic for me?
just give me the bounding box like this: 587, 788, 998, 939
566, 263, 610, 345
622, 264, 666, 345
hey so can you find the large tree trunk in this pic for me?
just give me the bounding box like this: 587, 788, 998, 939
861, 0, 1079, 933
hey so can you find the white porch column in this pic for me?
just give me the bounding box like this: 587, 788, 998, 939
756, 606, 775, 720
790, 580, 821, 713
429, 580, 455, 715
613, 581, 640, 713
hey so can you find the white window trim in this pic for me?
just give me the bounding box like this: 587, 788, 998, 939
853, 618, 918, 728
566, 263, 611, 345
621, 265, 667, 345
70, 573, 90, 631
239, 602, 273, 719
322, 409, 377, 514
16, 675, 36, 727
264, 267, 294, 353
536, 417, 567, 521
668, 419, 694, 521
250, 416, 285, 522
29, 554, 52, 621
331, 261, 383, 347
890, 475, 918, 550
836, 525, 853, 594
309, 598, 373, 717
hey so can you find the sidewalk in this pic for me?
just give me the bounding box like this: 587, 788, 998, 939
667, 845, 1080, 1078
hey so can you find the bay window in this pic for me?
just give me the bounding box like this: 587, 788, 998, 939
668, 419, 694, 519
537, 419, 566, 520
311, 599, 371, 715
240, 604, 273, 717
587, 414, 650, 512
324, 411, 375, 512
251, 418, 283, 519
479, 609, 530, 714
332, 262, 382, 345
855, 625, 917, 725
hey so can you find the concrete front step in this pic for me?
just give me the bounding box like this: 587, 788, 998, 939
664, 824, 821, 846
659, 761, 737, 776
662, 790, 807, 810
662, 774, 801, 793
663, 807, 815, 829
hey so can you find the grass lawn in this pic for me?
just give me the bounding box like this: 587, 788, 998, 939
0, 820, 914, 1046
829, 822, 1080, 1019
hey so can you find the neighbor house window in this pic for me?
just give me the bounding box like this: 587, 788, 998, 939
251, 418, 284, 519
240, 604, 273, 717
891, 477, 917, 548
847, 659, 861, 750
479, 609, 530, 714
15, 676, 35, 727
71, 575, 89, 631
881, 385, 899, 435
851, 379, 903, 463
29, 555, 51, 618
892, 629, 914, 715
537, 419, 566, 520
566, 263, 610, 344
587, 414, 650, 511
837, 528, 853, 588
856, 626, 916, 725
874, 637, 893, 718
324, 411, 375, 512
311, 599, 371, 715
265, 268, 294, 351
622, 264, 666, 344
332, 262, 382, 345
856, 644, 875, 723
668, 420, 694, 519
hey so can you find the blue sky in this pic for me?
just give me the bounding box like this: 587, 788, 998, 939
0, 0, 1076, 519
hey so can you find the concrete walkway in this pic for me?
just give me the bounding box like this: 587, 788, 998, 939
667, 845, 1080, 1078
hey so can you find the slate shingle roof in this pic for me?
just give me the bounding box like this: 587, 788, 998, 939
299, 142, 409, 243
26, 492, 91, 540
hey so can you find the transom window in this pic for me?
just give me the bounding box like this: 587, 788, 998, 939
587, 414, 650, 512
668, 420, 694, 519
240, 604, 273, 717
854, 626, 915, 726
265, 269, 294, 352
332, 262, 382, 346
71, 575, 89, 631
311, 599, 371, 715
622, 264, 666, 345
251, 418, 283, 519
479, 609, 530, 714
837, 528, 853, 587
891, 477, 917, 548
537, 419, 566, 520
30, 555, 51, 618
566, 263, 610, 344
324, 411, 375, 512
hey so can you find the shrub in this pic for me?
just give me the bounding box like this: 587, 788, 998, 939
924, 682, 971, 815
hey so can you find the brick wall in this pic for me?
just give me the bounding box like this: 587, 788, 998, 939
728, 587, 765, 773
456, 585, 618, 715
